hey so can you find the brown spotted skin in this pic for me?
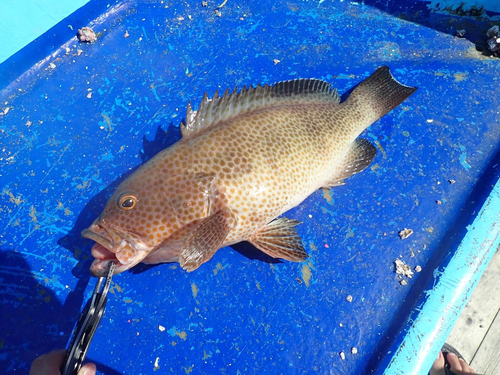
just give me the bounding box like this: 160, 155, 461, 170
83, 67, 416, 276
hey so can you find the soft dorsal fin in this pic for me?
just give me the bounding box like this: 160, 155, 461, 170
181, 79, 340, 138
322, 138, 377, 189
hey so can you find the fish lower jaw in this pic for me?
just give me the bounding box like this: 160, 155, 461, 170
89, 242, 148, 277
90, 258, 127, 277
89, 243, 120, 275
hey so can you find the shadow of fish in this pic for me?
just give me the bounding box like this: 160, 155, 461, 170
82, 66, 417, 276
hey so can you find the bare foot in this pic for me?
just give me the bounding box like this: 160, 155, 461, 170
430, 351, 476, 375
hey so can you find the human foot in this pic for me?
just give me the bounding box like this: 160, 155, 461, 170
430, 350, 476, 375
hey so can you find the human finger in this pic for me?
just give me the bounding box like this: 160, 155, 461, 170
29, 349, 66, 375
77, 362, 97, 375
447, 353, 464, 373
430, 350, 446, 375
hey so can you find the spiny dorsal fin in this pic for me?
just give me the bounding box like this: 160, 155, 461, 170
181, 79, 340, 138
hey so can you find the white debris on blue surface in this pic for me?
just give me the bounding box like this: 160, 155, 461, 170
394, 259, 414, 278
487, 25, 500, 55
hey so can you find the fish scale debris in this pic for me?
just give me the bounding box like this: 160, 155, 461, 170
394, 259, 414, 278
398, 228, 413, 239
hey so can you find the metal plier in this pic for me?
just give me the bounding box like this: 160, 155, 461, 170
61, 262, 115, 375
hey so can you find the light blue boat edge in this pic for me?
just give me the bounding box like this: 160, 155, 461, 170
0, 0, 90, 65
384, 178, 500, 375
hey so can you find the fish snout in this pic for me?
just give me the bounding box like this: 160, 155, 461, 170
81, 223, 101, 236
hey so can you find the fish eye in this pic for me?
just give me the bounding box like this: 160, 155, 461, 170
118, 194, 137, 210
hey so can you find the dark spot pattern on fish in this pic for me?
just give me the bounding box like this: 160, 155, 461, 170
83, 66, 417, 276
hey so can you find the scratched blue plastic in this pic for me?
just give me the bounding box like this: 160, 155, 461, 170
1, 1, 499, 374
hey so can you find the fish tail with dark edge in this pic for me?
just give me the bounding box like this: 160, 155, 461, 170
349, 66, 417, 118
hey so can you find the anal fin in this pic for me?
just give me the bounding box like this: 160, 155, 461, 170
179, 209, 234, 272
322, 180, 346, 189
322, 138, 377, 189
249, 218, 308, 262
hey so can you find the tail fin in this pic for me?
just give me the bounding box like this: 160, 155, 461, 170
350, 66, 417, 118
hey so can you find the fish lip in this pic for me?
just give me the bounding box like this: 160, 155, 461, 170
89, 247, 147, 277
81, 224, 136, 253
82, 227, 115, 251
87, 242, 134, 277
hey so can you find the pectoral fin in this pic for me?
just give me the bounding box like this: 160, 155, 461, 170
249, 218, 308, 262
323, 138, 377, 188
179, 210, 234, 272
143, 221, 200, 265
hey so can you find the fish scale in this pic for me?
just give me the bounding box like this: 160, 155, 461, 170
82, 66, 417, 276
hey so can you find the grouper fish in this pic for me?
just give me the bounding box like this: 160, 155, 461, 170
82, 66, 417, 276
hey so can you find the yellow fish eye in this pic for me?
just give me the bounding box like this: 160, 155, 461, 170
118, 194, 137, 210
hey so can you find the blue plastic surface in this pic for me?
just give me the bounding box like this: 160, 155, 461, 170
1, 1, 500, 374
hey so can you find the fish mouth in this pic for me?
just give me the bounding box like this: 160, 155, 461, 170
82, 224, 150, 277
81, 228, 120, 252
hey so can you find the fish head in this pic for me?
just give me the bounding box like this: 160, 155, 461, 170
82, 176, 178, 276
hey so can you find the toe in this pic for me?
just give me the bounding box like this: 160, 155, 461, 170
458, 358, 476, 374
430, 351, 446, 375
447, 353, 463, 373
